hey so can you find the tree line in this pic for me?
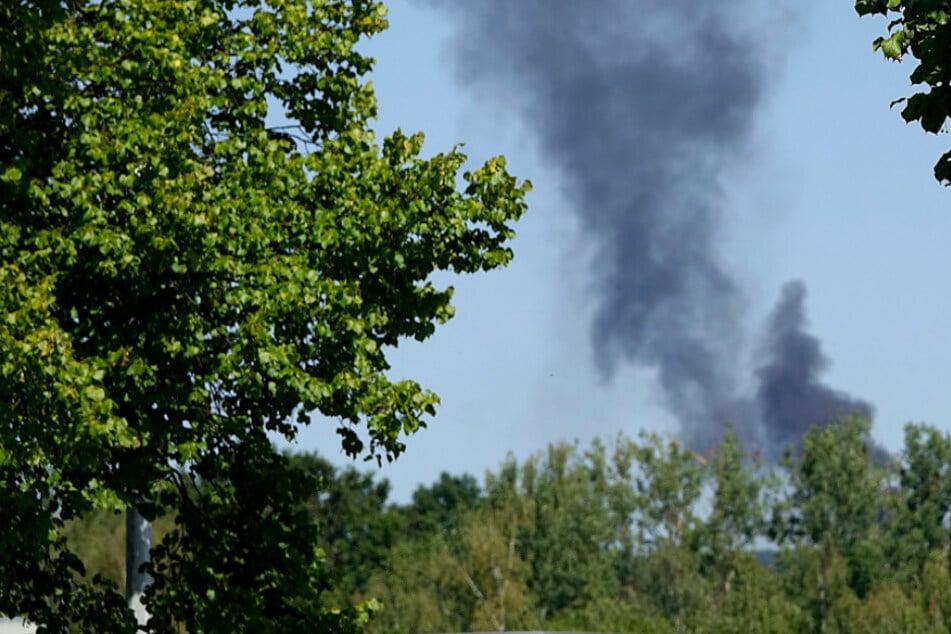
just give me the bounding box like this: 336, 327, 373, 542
65, 417, 951, 633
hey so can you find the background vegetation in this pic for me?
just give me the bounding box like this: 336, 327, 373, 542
65, 417, 951, 633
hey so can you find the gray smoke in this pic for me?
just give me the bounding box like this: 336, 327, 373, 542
752, 281, 875, 460
428, 1, 874, 460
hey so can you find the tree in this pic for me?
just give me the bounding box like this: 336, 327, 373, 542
362, 476, 536, 634
855, 0, 951, 184
515, 441, 623, 620
882, 423, 951, 582
450, 499, 538, 632
774, 417, 884, 558
363, 536, 455, 634
147, 443, 374, 633
703, 555, 805, 634
700, 427, 773, 598
403, 471, 483, 538
631, 433, 705, 550
0, 0, 529, 631
772, 417, 886, 631
620, 433, 709, 633
286, 452, 401, 605
849, 583, 939, 634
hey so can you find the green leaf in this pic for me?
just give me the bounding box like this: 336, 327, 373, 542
84, 386, 106, 401
881, 34, 903, 58
2, 166, 22, 183
859, 0, 951, 184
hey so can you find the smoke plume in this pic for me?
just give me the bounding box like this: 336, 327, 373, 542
429, 1, 874, 460
753, 281, 874, 460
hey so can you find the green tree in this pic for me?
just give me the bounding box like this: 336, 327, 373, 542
849, 583, 939, 634
363, 536, 455, 634
516, 441, 622, 620
286, 452, 401, 605
701, 427, 773, 598
775, 544, 857, 634
918, 548, 951, 628
0, 0, 529, 631
626, 433, 709, 633
147, 441, 376, 633
452, 499, 538, 632
631, 433, 705, 549
403, 471, 482, 538
855, 0, 951, 184
702, 555, 805, 634
774, 418, 884, 558
773, 417, 886, 631
364, 483, 537, 634
882, 423, 951, 582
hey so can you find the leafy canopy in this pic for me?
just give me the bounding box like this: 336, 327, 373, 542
0, 0, 529, 630
856, 0, 951, 184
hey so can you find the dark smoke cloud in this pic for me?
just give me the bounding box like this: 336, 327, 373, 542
752, 281, 875, 461
428, 1, 875, 460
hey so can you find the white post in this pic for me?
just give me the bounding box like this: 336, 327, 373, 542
125, 508, 151, 630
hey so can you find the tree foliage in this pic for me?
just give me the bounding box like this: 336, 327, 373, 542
856, 0, 951, 184
0, 0, 528, 630
61, 420, 951, 633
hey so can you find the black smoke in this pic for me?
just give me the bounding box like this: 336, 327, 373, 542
427, 1, 874, 460
752, 281, 874, 460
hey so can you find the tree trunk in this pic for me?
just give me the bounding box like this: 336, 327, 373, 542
125, 508, 151, 630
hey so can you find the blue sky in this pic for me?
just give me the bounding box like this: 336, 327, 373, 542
285, 1, 951, 502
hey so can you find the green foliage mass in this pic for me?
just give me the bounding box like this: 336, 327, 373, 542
63, 419, 951, 634
0, 0, 528, 630
856, 0, 951, 184
382, 419, 951, 634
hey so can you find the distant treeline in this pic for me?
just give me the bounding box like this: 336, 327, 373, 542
67, 417, 951, 633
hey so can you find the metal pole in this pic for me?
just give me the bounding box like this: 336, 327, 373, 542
125, 508, 151, 630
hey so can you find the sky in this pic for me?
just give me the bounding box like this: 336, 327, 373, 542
284, 1, 951, 503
